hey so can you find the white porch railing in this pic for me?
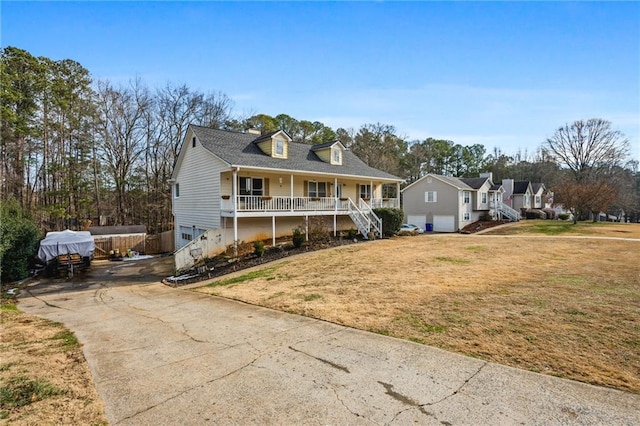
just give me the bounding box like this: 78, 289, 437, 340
222, 196, 397, 213
357, 199, 383, 237
220, 195, 386, 239
496, 202, 520, 221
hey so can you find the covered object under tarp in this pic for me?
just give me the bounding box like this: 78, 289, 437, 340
38, 230, 95, 262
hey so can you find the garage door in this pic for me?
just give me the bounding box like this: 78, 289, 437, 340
407, 215, 426, 228
433, 215, 455, 232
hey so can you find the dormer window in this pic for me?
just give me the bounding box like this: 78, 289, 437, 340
332, 147, 341, 164
275, 138, 285, 157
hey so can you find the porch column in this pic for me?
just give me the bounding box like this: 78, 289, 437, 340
370, 180, 374, 200
334, 177, 338, 237
272, 216, 276, 246
290, 174, 294, 212
397, 182, 400, 208
232, 168, 238, 251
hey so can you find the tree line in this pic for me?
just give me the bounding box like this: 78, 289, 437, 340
2, 46, 639, 238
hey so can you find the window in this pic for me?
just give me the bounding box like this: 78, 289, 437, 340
174, 183, 180, 198
425, 191, 437, 203
359, 184, 371, 199
481, 192, 487, 204
463, 212, 470, 221
463, 191, 470, 204
192, 136, 196, 148
275, 138, 285, 156
535, 195, 541, 205
179, 226, 192, 242
332, 147, 341, 164
308, 181, 327, 197
239, 177, 264, 196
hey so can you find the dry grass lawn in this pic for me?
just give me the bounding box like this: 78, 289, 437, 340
196, 221, 640, 394
0, 306, 107, 425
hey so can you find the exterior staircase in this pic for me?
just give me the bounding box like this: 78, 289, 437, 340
497, 202, 520, 221
347, 199, 383, 239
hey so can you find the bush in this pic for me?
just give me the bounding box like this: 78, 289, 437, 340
346, 228, 358, 240
253, 240, 265, 257
558, 213, 570, 221
1, 198, 42, 284
372, 208, 403, 237
479, 212, 492, 221
292, 227, 305, 248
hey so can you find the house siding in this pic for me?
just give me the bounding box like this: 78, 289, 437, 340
173, 128, 228, 248
402, 177, 462, 231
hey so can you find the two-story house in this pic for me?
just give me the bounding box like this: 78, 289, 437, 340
170, 125, 402, 251
401, 172, 517, 233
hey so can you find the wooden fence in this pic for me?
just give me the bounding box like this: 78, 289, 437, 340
92, 230, 174, 259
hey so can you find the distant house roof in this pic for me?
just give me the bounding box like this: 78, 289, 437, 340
531, 182, 545, 193
89, 225, 147, 236
459, 177, 489, 189
513, 181, 531, 194
402, 173, 474, 192
490, 184, 503, 191
190, 125, 401, 181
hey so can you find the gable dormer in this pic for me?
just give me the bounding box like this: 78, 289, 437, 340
311, 141, 345, 165
253, 130, 291, 159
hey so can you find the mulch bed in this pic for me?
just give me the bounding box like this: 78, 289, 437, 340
460, 220, 510, 234
164, 237, 362, 287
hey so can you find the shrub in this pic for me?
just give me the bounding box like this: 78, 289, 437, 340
346, 228, 358, 240
479, 212, 493, 221
292, 227, 305, 248
372, 208, 403, 237
558, 213, 570, 221
253, 240, 265, 257
0, 198, 42, 284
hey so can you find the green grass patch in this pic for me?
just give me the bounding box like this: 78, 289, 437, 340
302, 293, 322, 302
0, 376, 63, 409
465, 245, 486, 252
0, 303, 18, 312
435, 256, 470, 264
50, 330, 80, 349
399, 313, 447, 334
206, 266, 280, 287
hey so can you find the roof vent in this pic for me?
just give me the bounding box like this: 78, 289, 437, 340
246, 128, 261, 135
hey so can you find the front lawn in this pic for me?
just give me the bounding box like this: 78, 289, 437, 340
195, 223, 640, 393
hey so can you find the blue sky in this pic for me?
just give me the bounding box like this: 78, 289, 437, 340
2, 1, 639, 161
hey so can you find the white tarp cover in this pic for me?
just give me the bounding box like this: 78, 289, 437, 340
38, 230, 95, 262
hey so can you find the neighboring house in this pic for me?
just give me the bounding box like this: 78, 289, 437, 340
531, 183, 546, 209
171, 125, 402, 252
502, 179, 533, 212
401, 172, 517, 233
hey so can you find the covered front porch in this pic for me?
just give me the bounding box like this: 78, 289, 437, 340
220, 196, 399, 216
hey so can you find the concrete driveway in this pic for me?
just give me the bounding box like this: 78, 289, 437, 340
19, 258, 639, 425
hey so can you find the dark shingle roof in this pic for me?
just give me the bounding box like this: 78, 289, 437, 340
459, 177, 489, 189
531, 182, 545, 193
490, 184, 502, 191
310, 141, 337, 151
513, 181, 531, 194
191, 125, 401, 180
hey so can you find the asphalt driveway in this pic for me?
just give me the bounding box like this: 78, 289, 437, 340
19, 258, 640, 425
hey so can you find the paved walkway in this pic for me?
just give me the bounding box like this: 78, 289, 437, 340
19, 265, 639, 425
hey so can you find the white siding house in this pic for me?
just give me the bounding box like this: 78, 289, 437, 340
171, 125, 403, 262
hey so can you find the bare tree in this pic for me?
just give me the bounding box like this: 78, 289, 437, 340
545, 119, 630, 222
95, 78, 152, 225
544, 118, 629, 182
